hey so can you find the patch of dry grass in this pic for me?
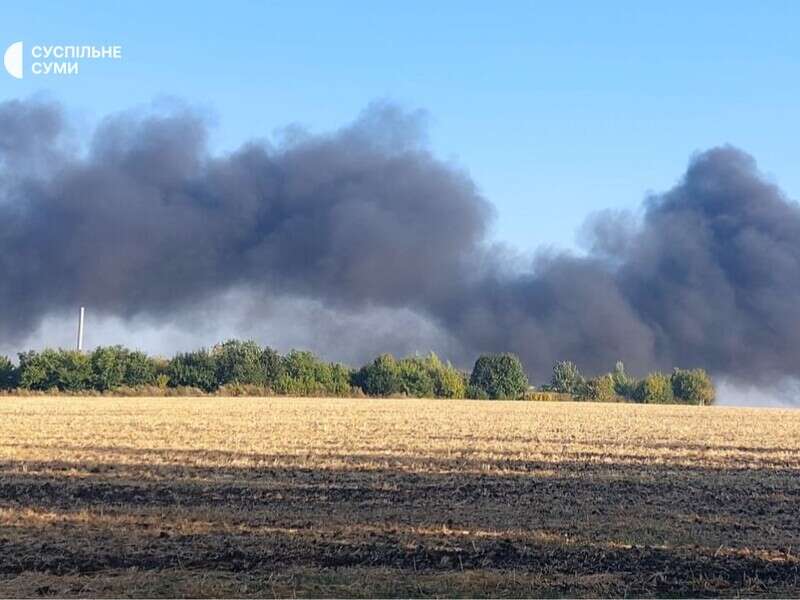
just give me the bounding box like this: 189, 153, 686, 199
0, 397, 799, 597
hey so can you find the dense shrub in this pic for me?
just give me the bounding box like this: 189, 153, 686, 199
275, 350, 352, 396
427, 354, 467, 399
167, 349, 218, 392
353, 353, 466, 398
395, 357, 436, 397
0, 356, 16, 390
90, 346, 127, 391
468, 353, 528, 399
548, 361, 585, 395
90, 346, 158, 391
93, 384, 202, 396
671, 368, 715, 405
466, 384, 490, 399
216, 383, 272, 397
17, 350, 54, 390
150, 357, 171, 388
579, 374, 619, 402
17, 349, 92, 391
633, 372, 674, 404
611, 361, 636, 399
261, 347, 283, 386
124, 351, 159, 386
353, 354, 400, 396
523, 390, 572, 402
212, 340, 268, 387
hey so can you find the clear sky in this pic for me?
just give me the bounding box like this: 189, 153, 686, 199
2, 0, 799, 251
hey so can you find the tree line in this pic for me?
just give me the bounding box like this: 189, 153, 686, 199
542, 360, 714, 405
0, 340, 714, 404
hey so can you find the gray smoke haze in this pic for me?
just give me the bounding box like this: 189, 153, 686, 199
1, 97, 800, 389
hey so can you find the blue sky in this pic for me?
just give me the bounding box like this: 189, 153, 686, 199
2, 0, 799, 251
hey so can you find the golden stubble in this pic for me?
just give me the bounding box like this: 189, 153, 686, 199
0, 397, 798, 597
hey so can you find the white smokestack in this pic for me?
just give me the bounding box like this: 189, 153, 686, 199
77, 306, 85, 352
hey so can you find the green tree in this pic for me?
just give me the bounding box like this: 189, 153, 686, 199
261, 346, 283, 388
353, 353, 466, 398
612, 360, 636, 398
167, 349, 218, 392
90, 346, 158, 391
468, 353, 528, 399
671, 368, 715, 405
633, 372, 674, 404
58, 351, 92, 391
353, 354, 401, 396
425, 354, 467, 398
123, 351, 158, 387
212, 340, 267, 386
396, 357, 435, 397
579, 374, 617, 402
325, 363, 354, 396
90, 346, 128, 391
17, 350, 51, 390
275, 350, 352, 396
0, 356, 16, 390
17, 349, 91, 392
548, 361, 585, 395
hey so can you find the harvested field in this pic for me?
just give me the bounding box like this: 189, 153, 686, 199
0, 397, 799, 597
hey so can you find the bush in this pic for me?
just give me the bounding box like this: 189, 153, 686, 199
107, 384, 206, 397
167, 349, 218, 392
612, 360, 636, 399
275, 350, 352, 396
217, 383, 272, 397
124, 351, 159, 386
426, 354, 467, 399
17, 350, 51, 390
671, 368, 715, 405
579, 374, 619, 402
56, 351, 92, 391
466, 384, 490, 400
633, 372, 673, 404
325, 363, 355, 396
548, 361, 585, 395
523, 390, 572, 402
0, 356, 16, 390
212, 340, 267, 387
17, 349, 92, 392
353, 353, 466, 398
90, 346, 127, 391
261, 347, 283, 387
90, 346, 158, 391
468, 353, 528, 399
395, 357, 435, 397
353, 354, 400, 396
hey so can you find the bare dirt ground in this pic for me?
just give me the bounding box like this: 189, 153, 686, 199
0, 397, 798, 597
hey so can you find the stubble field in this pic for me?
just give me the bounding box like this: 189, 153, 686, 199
0, 397, 799, 597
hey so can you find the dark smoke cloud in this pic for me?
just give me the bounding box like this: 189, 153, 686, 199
618, 148, 800, 381
1, 98, 799, 386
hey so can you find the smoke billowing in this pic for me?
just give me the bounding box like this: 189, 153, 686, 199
2, 97, 800, 386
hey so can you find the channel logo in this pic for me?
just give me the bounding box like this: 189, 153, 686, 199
3, 42, 123, 78
4, 41, 23, 79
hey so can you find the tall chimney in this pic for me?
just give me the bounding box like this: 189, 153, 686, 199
77, 306, 85, 352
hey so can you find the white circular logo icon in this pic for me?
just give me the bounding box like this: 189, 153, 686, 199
4, 42, 24, 79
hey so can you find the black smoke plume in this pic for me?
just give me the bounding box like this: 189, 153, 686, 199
1, 98, 799, 384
